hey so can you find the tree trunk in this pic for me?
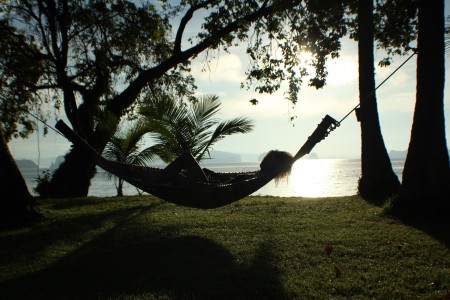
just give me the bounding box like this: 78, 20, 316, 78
398, 0, 450, 209
38, 146, 98, 198
117, 178, 124, 197
357, 0, 400, 202
38, 111, 113, 198
37, 97, 114, 198
0, 121, 35, 222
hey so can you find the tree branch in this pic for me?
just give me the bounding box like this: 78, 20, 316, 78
174, 0, 216, 54
107, 0, 297, 118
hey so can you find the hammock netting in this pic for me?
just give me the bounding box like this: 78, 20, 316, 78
55, 115, 338, 209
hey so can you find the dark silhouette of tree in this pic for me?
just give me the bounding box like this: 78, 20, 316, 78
1, 0, 348, 198
102, 121, 154, 196
354, 0, 400, 201
0, 21, 44, 221
0, 122, 35, 222
341, 0, 418, 201
397, 0, 450, 211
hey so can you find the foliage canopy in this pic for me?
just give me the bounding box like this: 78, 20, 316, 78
0, 0, 351, 140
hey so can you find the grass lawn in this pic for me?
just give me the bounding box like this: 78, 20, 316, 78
0, 195, 449, 299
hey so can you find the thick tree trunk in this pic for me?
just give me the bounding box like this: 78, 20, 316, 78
0, 122, 35, 222
357, 0, 400, 201
37, 146, 98, 198
117, 179, 124, 197
398, 0, 450, 209
40, 126, 113, 198
37, 92, 116, 198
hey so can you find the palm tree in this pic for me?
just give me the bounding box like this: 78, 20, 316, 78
398, 0, 449, 209
139, 94, 254, 163
102, 121, 156, 196
356, 0, 400, 201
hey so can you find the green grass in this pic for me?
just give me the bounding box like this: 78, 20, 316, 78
0, 195, 449, 299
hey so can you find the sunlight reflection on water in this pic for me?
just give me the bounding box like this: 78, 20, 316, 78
255, 159, 360, 197
22, 159, 405, 198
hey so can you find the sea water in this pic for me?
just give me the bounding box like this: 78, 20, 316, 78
21, 159, 405, 198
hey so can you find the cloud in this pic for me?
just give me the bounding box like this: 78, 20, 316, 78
191, 53, 245, 83
326, 55, 359, 86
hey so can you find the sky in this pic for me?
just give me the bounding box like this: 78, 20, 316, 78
8, 3, 450, 166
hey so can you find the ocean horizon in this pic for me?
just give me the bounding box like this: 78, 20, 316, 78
20, 158, 406, 198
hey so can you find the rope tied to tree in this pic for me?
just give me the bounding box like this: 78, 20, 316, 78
25, 50, 418, 147
338, 50, 418, 125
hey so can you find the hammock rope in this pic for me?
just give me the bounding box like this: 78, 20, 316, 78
55, 114, 338, 208
339, 50, 417, 124
24, 51, 417, 207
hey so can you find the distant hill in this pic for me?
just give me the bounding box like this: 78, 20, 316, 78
257, 152, 268, 161
389, 150, 407, 159
308, 152, 319, 159
49, 156, 65, 169
203, 150, 242, 164
389, 149, 450, 160
258, 151, 324, 160
15, 159, 38, 170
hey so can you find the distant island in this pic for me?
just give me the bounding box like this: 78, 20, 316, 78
308, 152, 319, 159
389, 149, 450, 160
18, 149, 447, 172
49, 156, 65, 169
389, 150, 407, 159
202, 150, 242, 164
15, 159, 38, 170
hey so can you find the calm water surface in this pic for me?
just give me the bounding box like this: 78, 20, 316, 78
22, 159, 405, 198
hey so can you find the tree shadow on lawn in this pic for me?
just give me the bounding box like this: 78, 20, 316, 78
394, 211, 450, 248
0, 202, 160, 269
0, 218, 289, 299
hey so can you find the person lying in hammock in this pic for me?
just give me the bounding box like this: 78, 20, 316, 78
162, 150, 294, 184
163, 153, 209, 182
260, 150, 294, 184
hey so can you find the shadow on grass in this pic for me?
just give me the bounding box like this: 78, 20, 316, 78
0, 215, 288, 299
394, 212, 450, 248
362, 194, 450, 249
385, 197, 450, 248
0, 203, 158, 271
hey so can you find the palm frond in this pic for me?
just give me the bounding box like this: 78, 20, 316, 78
139, 93, 254, 163
196, 117, 254, 161
102, 119, 154, 185
192, 95, 221, 122
121, 121, 149, 156
127, 147, 158, 165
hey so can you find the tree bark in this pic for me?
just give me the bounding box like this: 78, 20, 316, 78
39, 1, 301, 198
117, 178, 123, 197
357, 0, 400, 201
38, 117, 111, 198
399, 0, 450, 209
0, 121, 35, 222
38, 146, 97, 198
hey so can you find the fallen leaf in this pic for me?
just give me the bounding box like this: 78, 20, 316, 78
334, 265, 342, 278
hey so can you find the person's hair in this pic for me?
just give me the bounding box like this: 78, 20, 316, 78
260, 150, 294, 184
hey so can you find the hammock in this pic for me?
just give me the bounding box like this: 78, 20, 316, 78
55, 115, 338, 209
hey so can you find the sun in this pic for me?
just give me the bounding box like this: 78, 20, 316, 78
326, 55, 358, 85
298, 51, 313, 63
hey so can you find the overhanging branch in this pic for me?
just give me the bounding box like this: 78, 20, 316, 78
107, 0, 297, 118
174, 0, 217, 54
